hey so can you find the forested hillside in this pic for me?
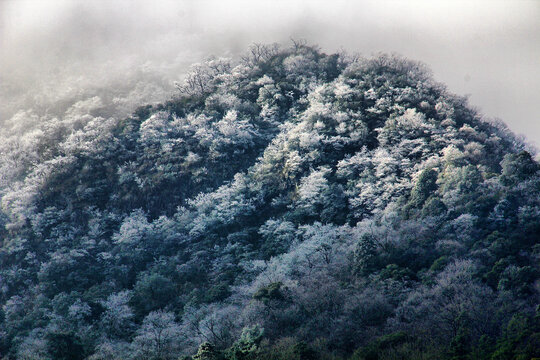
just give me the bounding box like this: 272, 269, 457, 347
0, 43, 538, 360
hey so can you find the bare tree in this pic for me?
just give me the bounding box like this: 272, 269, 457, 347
175, 58, 232, 96
241, 43, 280, 66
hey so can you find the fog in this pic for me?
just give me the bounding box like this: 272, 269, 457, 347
1, 0, 539, 145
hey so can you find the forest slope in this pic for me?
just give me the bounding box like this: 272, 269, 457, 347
0, 43, 538, 360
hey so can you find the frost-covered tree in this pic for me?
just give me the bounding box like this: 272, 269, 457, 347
132, 310, 182, 360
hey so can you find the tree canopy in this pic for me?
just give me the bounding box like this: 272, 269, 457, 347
0, 42, 538, 360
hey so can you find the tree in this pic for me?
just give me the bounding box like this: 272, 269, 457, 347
132, 310, 182, 360
193, 342, 223, 360
100, 291, 135, 338
131, 273, 177, 317
500, 151, 539, 185
292, 166, 331, 220
226, 326, 264, 360
353, 233, 379, 276
176, 58, 231, 96
45, 332, 85, 360
409, 168, 438, 208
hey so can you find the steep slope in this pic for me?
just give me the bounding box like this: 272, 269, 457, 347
0, 44, 538, 360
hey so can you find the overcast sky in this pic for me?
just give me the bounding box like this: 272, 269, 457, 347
1, 0, 539, 146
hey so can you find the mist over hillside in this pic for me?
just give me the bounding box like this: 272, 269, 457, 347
1, 0, 539, 147
0, 41, 538, 360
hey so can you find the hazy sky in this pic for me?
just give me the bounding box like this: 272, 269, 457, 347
1, 0, 539, 145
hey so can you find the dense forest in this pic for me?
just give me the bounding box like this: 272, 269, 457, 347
0, 42, 538, 360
